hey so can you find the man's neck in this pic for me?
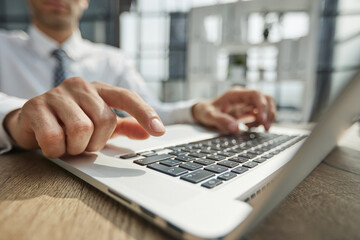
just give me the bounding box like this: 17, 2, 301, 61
34, 21, 75, 45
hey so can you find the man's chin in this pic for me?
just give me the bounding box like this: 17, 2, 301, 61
41, 16, 72, 30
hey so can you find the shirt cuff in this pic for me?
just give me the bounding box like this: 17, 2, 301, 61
0, 94, 27, 154
157, 99, 200, 125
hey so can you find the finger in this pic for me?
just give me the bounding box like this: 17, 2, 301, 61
219, 89, 268, 125
248, 90, 268, 125
48, 97, 94, 155
24, 101, 67, 158
265, 95, 276, 130
77, 93, 117, 152
111, 117, 150, 140
94, 82, 165, 136
246, 121, 261, 129
208, 108, 239, 134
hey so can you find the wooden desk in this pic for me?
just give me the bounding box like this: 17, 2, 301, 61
1, 124, 360, 240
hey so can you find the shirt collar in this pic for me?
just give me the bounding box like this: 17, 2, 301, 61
28, 25, 85, 61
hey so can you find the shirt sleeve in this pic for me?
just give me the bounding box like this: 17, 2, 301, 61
115, 53, 198, 125
0, 92, 27, 154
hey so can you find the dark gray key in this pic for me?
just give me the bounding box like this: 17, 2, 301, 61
218, 160, 239, 168
228, 148, 243, 153
201, 178, 223, 189
169, 151, 187, 156
218, 172, 237, 181
253, 157, 266, 163
243, 161, 258, 168
189, 153, 208, 158
139, 151, 157, 157
272, 150, 281, 154
175, 155, 196, 162
134, 154, 173, 166
238, 153, 256, 159
217, 151, 236, 157
148, 163, 188, 177
120, 153, 137, 159
194, 158, 215, 166
204, 165, 228, 174
160, 159, 182, 167
229, 156, 249, 163
181, 170, 215, 183
207, 155, 226, 161
179, 162, 202, 171
167, 146, 184, 151
200, 149, 216, 154
232, 166, 249, 174
247, 149, 264, 155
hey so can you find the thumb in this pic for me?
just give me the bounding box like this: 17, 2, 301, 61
111, 117, 151, 140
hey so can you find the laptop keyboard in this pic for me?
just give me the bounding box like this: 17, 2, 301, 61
132, 132, 306, 189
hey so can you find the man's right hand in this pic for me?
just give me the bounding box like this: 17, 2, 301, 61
3, 77, 166, 158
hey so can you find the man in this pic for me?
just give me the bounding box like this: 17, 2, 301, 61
0, 0, 275, 158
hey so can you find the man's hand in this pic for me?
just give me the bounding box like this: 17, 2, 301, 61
192, 87, 276, 133
3, 77, 165, 158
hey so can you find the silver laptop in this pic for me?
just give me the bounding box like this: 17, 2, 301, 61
47, 71, 360, 239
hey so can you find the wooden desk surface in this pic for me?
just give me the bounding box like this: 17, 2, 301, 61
1, 124, 360, 240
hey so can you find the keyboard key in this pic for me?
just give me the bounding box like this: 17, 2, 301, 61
189, 153, 208, 158
217, 151, 236, 157
194, 158, 215, 166
201, 178, 223, 189
262, 153, 274, 159
238, 153, 256, 159
232, 166, 249, 174
227, 148, 243, 154
139, 151, 157, 157
229, 156, 249, 163
175, 155, 196, 162
210, 146, 222, 151
218, 172, 237, 181
120, 153, 137, 159
247, 149, 265, 155
207, 155, 226, 161
148, 163, 188, 177
218, 160, 239, 168
272, 150, 281, 154
253, 157, 266, 163
169, 151, 187, 156
179, 162, 202, 171
200, 149, 216, 154
134, 154, 173, 166
243, 161, 258, 168
204, 165, 228, 174
160, 159, 182, 167
181, 170, 215, 183
167, 146, 184, 151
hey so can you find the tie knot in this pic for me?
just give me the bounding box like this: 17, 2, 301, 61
52, 48, 67, 61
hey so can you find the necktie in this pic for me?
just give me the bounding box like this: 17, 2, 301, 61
52, 48, 67, 87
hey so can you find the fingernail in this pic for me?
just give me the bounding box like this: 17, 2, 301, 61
228, 122, 239, 132
150, 118, 165, 133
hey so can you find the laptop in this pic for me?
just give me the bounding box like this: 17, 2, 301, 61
47, 71, 360, 239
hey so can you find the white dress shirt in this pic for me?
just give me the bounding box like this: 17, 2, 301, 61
0, 25, 196, 154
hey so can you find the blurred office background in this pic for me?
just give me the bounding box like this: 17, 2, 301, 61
0, 0, 359, 122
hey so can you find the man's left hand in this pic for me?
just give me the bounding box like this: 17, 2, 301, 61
191, 87, 276, 133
